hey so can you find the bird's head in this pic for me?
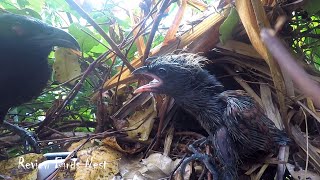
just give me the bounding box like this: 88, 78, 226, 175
132, 53, 224, 98
0, 13, 79, 51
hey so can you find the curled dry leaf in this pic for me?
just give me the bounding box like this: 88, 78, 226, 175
102, 136, 144, 154
67, 139, 96, 152
286, 163, 320, 180
125, 96, 157, 141
119, 153, 190, 179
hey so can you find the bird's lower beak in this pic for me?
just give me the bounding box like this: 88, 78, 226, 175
132, 66, 162, 94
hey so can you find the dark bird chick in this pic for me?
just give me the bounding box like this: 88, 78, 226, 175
132, 53, 291, 179
0, 13, 79, 122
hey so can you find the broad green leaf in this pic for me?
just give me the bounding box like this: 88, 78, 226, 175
46, 0, 71, 12
303, 0, 320, 15
17, 0, 30, 8
4, 8, 41, 19
0, 0, 17, 9
90, 43, 108, 54
219, 7, 239, 44
27, 0, 44, 13
68, 23, 101, 53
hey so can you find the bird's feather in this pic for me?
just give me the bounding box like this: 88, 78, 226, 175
0, 13, 79, 122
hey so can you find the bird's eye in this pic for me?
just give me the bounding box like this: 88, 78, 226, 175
157, 68, 167, 77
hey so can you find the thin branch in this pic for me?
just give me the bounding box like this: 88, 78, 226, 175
64, 0, 135, 71
143, 0, 172, 62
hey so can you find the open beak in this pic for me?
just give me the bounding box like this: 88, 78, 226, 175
132, 66, 163, 94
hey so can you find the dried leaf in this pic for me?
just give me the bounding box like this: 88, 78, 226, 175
291, 125, 320, 172
119, 153, 185, 179
286, 163, 320, 180
74, 146, 122, 179
125, 97, 157, 141
260, 84, 283, 130
187, 0, 208, 11
0, 153, 45, 180
67, 139, 95, 152
216, 40, 263, 59
102, 136, 144, 154
53, 48, 81, 85
163, 0, 187, 45
235, 0, 287, 124
129, 10, 146, 56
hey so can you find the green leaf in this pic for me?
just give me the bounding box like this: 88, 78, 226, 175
90, 43, 108, 54
68, 23, 101, 53
17, 0, 30, 8
219, 7, 239, 45
303, 0, 320, 15
0, 0, 17, 9
26, 0, 44, 13
45, 0, 71, 12
4, 8, 42, 19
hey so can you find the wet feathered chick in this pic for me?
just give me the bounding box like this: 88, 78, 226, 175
0, 13, 79, 122
133, 53, 290, 178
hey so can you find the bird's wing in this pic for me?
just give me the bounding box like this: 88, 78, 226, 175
218, 90, 280, 152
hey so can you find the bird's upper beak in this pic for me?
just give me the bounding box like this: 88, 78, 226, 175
132, 66, 149, 75
132, 66, 163, 94
30, 27, 80, 50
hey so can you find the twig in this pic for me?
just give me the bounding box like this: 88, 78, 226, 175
143, 0, 172, 62
64, 0, 134, 71
261, 28, 320, 108
36, 53, 108, 134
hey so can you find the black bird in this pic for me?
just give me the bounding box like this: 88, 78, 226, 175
0, 13, 79, 152
0, 13, 79, 120
132, 53, 291, 179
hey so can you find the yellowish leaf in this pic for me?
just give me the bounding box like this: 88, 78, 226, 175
75, 146, 122, 180
163, 0, 187, 45
0, 153, 45, 180
235, 0, 287, 124
53, 48, 81, 85
126, 97, 157, 141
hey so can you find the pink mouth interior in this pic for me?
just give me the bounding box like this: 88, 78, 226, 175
134, 73, 163, 94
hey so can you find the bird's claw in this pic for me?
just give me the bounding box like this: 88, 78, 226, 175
2, 121, 40, 153
179, 151, 219, 179
179, 137, 219, 179
187, 137, 208, 153
179, 127, 238, 179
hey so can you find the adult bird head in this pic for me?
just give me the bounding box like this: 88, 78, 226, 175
0, 13, 80, 52
0, 13, 80, 122
132, 53, 224, 98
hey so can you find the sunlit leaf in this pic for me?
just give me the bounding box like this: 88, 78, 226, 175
68, 23, 101, 53
219, 7, 239, 44
0, 0, 17, 9
303, 0, 320, 15
53, 48, 81, 85
27, 0, 44, 13
4, 8, 41, 19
